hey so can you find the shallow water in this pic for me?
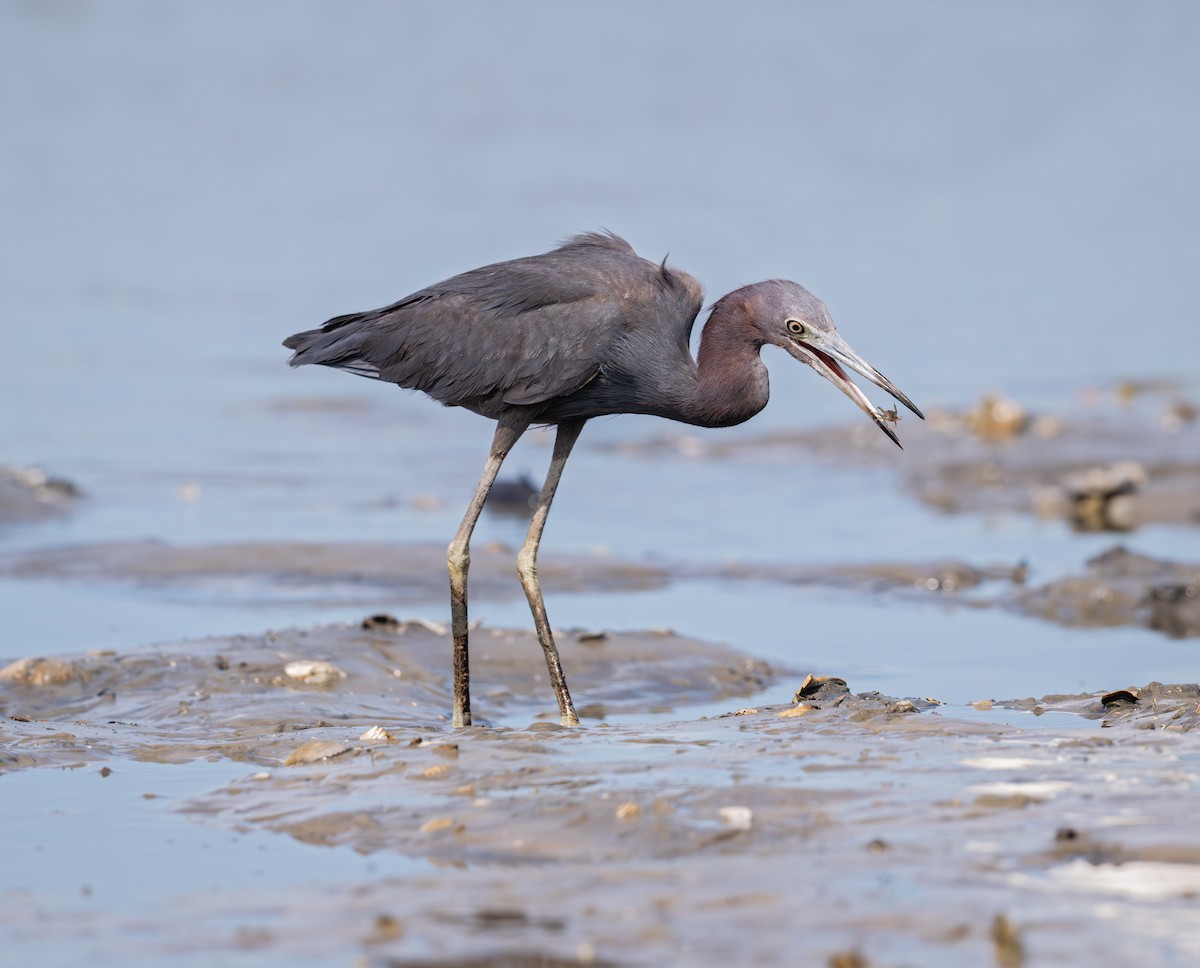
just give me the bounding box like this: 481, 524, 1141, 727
2, 759, 425, 901
1, 760, 428, 968
3, 1, 1200, 965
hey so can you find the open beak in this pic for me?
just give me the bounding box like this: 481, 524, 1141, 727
784, 332, 924, 448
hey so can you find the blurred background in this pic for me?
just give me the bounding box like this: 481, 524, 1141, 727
1, 0, 1197, 700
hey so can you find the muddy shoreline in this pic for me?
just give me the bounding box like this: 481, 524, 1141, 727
5, 616, 1200, 965
5, 532, 1196, 642
4, 391, 1200, 966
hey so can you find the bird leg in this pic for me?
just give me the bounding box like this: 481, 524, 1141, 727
447, 419, 527, 727
516, 420, 585, 727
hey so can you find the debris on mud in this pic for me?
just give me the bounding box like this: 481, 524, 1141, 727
793, 673, 850, 702
284, 739, 352, 765
362, 613, 403, 632
0, 464, 81, 526
990, 913, 1025, 968
962, 393, 1030, 441
1100, 688, 1140, 707
716, 805, 754, 831
283, 659, 347, 686
721, 692, 939, 725
999, 681, 1200, 731
0, 656, 79, 686
484, 474, 540, 516
1033, 460, 1146, 532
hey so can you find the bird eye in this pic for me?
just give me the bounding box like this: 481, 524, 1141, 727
786, 319, 806, 337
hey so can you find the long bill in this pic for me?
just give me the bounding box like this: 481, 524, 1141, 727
784, 332, 924, 449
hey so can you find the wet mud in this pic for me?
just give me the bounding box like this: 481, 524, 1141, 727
709, 545, 1199, 638
1000, 680, 1200, 731
0, 619, 773, 770
4, 532, 1196, 646
0, 535, 1031, 614
5, 629, 1200, 966
903, 391, 1200, 531
1015, 545, 1200, 637
0, 540, 669, 603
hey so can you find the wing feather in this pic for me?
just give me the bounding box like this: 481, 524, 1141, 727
283, 232, 702, 416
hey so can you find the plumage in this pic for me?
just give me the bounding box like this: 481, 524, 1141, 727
284, 231, 922, 727
284, 231, 705, 424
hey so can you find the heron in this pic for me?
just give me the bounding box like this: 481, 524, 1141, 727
283, 231, 922, 727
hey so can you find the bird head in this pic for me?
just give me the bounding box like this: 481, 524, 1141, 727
747, 280, 924, 448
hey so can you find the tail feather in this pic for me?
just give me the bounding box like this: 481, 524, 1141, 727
283, 311, 382, 378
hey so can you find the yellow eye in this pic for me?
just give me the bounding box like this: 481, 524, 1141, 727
787, 319, 806, 337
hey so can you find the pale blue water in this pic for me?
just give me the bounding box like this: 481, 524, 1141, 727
0, 759, 425, 968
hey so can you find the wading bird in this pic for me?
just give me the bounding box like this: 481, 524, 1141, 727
284, 232, 922, 727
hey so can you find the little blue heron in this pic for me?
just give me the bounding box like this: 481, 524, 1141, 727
283, 231, 922, 727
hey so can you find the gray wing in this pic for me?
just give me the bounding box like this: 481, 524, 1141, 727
284, 232, 701, 414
